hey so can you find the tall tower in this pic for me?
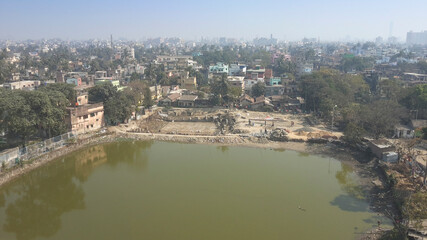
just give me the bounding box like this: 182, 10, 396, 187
110, 34, 114, 49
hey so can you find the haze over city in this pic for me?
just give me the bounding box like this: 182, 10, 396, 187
1, 0, 427, 42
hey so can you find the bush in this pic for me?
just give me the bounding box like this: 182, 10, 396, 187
261, 106, 274, 112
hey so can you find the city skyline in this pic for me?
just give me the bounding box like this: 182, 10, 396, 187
1, 0, 427, 42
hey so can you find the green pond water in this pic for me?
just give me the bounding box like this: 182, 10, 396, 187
0, 141, 390, 240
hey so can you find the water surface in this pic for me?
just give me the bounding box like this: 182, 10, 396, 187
0, 141, 389, 240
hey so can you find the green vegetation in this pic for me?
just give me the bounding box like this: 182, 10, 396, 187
299, 69, 417, 140
251, 82, 266, 97
88, 83, 133, 125
339, 56, 374, 73
0, 84, 71, 147
143, 87, 154, 108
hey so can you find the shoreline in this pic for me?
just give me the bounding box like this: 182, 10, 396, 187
0, 131, 394, 239
0, 131, 375, 188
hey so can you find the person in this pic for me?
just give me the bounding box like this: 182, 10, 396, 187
290, 121, 294, 127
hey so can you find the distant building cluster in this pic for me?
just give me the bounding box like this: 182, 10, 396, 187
406, 31, 427, 45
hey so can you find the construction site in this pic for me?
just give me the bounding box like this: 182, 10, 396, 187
116, 107, 342, 142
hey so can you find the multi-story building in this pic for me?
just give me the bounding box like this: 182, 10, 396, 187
209, 62, 229, 74
407, 31, 427, 45
2, 80, 41, 90
246, 66, 265, 79
66, 94, 104, 134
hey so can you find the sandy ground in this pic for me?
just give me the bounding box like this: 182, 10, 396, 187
116, 108, 343, 142
232, 109, 343, 140
160, 122, 217, 135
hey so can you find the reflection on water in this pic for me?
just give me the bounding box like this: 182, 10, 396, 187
335, 162, 365, 200
330, 162, 368, 214
330, 195, 369, 212
0, 192, 4, 209
298, 151, 310, 157
217, 146, 229, 153
0, 140, 153, 240
0, 141, 389, 240
2, 166, 85, 240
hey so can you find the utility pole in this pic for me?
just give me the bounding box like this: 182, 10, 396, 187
331, 105, 337, 129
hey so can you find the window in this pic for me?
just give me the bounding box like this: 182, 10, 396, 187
90, 113, 95, 117
407, 130, 411, 135
83, 115, 88, 119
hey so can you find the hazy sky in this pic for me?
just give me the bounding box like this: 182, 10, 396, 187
1, 0, 426, 41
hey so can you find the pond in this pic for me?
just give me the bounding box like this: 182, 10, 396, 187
0, 141, 390, 240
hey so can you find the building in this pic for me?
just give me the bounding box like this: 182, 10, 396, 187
94, 79, 120, 87
407, 31, 427, 45
229, 63, 247, 76
209, 62, 229, 74
246, 66, 265, 79
239, 95, 272, 110
367, 139, 396, 159
66, 102, 104, 134
149, 85, 162, 100
156, 55, 192, 63
394, 125, 414, 138
402, 73, 427, 86
227, 76, 245, 93
266, 77, 281, 86
94, 71, 107, 79
265, 69, 273, 79
265, 85, 285, 96
244, 78, 264, 92
180, 72, 197, 91
66, 77, 82, 86
159, 93, 181, 106
2, 80, 41, 90
76, 94, 89, 106
177, 95, 198, 107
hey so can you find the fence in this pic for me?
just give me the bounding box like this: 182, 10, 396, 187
0, 131, 77, 168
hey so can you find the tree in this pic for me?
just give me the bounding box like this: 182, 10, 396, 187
252, 82, 266, 97
343, 122, 366, 145
404, 192, 427, 232
339, 56, 373, 73
0, 87, 69, 145
0, 90, 37, 144
300, 69, 370, 115
124, 81, 147, 105
143, 87, 154, 108
39, 83, 76, 105
88, 83, 134, 125
88, 83, 118, 103
104, 92, 133, 125
359, 100, 405, 139
130, 72, 142, 82
210, 74, 229, 105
